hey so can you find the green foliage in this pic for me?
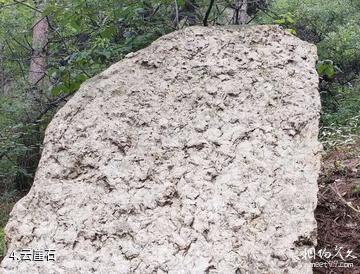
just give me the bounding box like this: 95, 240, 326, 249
0, 88, 30, 188
316, 60, 335, 78
320, 83, 360, 148
258, 0, 360, 68
269, 12, 297, 35
0, 227, 4, 257
317, 21, 360, 70
44, 0, 174, 95
274, 12, 294, 25
0, 189, 19, 257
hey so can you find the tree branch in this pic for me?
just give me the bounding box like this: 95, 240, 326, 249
13, 0, 42, 13
33, 92, 73, 123
4, 39, 27, 81
203, 0, 215, 26
174, 0, 179, 29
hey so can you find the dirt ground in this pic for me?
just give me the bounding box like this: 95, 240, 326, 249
314, 139, 360, 274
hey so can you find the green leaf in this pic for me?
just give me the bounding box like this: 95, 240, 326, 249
285, 28, 297, 35
317, 60, 336, 78
42, 4, 55, 16
285, 13, 294, 24
51, 84, 66, 96
275, 18, 286, 25
176, 0, 185, 7
67, 81, 81, 93
100, 26, 117, 39
69, 19, 81, 32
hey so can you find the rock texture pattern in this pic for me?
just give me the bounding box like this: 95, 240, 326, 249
1, 26, 321, 274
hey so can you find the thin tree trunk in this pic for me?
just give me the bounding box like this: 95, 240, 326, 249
203, 0, 215, 26
234, 0, 248, 25
0, 45, 4, 94
26, 0, 48, 118
174, 0, 179, 29
172, 0, 198, 27
239, 0, 248, 24
28, 1, 48, 87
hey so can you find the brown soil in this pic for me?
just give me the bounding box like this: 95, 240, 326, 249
314, 139, 360, 274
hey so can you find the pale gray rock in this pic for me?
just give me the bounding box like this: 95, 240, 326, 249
1, 25, 321, 274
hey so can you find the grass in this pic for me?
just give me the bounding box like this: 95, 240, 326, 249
0, 227, 4, 258
0, 189, 24, 261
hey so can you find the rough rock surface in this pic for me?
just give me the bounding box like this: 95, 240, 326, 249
1, 25, 321, 274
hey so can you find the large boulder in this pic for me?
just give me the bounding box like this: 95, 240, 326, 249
1, 25, 321, 274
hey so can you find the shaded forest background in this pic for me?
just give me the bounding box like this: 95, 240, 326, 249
0, 0, 359, 271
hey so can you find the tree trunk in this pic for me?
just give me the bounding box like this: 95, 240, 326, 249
172, 0, 198, 27
0, 45, 4, 95
28, 1, 48, 87
239, 0, 248, 24
234, 0, 248, 25
16, 0, 48, 191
